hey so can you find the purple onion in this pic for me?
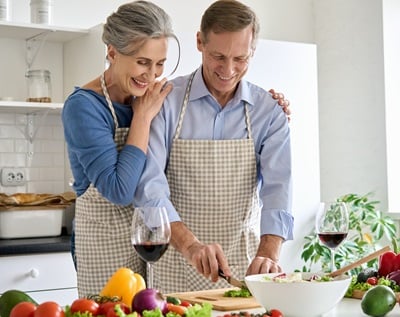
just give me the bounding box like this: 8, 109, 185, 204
387, 270, 400, 285
131, 288, 167, 314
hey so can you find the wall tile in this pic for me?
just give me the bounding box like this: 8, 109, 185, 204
0, 112, 66, 194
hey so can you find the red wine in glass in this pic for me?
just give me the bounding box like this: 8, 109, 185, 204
131, 206, 171, 289
318, 232, 348, 249
134, 242, 169, 262
315, 201, 349, 272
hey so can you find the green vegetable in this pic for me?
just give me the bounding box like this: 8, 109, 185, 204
142, 308, 164, 317
223, 288, 252, 298
142, 304, 212, 317
166, 296, 181, 305
0, 289, 38, 317
345, 275, 400, 298
184, 303, 212, 317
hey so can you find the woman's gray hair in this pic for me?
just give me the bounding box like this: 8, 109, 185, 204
103, 1, 180, 73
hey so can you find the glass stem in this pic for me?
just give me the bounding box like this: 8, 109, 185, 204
147, 262, 153, 289
331, 249, 335, 272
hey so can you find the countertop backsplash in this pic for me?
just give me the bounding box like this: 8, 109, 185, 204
0, 111, 67, 195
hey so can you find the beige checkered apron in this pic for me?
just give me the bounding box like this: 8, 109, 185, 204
74, 73, 145, 297
152, 71, 260, 293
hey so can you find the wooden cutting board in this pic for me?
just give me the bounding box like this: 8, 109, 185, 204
167, 288, 262, 311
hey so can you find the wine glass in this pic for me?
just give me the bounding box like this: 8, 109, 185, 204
315, 201, 349, 272
131, 207, 171, 288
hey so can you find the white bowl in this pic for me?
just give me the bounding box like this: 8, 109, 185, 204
245, 272, 351, 317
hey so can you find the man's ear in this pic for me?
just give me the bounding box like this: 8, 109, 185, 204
196, 31, 204, 52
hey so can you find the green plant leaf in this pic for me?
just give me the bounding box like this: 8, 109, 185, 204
300, 193, 399, 274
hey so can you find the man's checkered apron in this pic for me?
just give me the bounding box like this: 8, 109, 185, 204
74, 73, 145, 297
152, 71, 260, 293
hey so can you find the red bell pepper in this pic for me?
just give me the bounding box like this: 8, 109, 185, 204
378, 251, 400, 277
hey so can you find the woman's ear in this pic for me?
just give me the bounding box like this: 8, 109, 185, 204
107, 44, 117, 62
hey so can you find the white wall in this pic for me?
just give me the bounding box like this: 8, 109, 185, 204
383, 0, 400, 213
314, 0, 388, 209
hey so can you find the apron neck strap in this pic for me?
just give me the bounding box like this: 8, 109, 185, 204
173, 70, 253, 140
100, 72, 119, 129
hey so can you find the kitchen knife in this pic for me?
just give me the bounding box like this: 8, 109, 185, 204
218, 269, 247, 289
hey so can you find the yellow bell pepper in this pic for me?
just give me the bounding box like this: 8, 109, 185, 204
100, 267, 146, 309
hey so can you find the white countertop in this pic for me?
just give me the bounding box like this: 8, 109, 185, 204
211, 297, 398, 317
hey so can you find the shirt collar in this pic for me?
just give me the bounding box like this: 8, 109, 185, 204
189, 67, 255, 108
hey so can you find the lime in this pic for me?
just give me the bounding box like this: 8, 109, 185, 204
361, 285, 396, 317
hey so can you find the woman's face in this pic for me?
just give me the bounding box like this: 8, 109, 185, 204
108, 38, 168, 98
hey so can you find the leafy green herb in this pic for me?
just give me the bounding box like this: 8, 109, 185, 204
224, 288, 252, 298
184, 303, 213, 317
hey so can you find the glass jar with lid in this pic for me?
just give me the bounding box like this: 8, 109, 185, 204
26, 69, 52, 103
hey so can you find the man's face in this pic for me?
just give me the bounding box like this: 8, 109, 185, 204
197, 25, 254, 106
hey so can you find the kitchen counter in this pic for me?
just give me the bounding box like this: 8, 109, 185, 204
0, 232, 71, 255
211, 297, 398, 317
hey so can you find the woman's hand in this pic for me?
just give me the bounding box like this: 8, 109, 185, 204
132, 77, 173, 123
269, 88, 291, 121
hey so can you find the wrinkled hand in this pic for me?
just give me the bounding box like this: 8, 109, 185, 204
185, 241, 231, 283
132, 77, 173, 122
269, 88, 291, 121
246, 256, 282, 276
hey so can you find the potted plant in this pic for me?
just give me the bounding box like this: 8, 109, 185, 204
301, 193, 399, 274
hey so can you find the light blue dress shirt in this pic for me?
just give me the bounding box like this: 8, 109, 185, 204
134, 68, 294, 240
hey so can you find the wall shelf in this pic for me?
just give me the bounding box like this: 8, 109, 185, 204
0, 100, 63, 114
0, 21, 88, 42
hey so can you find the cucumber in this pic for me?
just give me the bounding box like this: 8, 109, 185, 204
0, 289, 38, 317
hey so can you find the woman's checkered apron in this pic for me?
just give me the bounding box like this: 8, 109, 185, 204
74, 73, 145, 297
152, 71, 261, 293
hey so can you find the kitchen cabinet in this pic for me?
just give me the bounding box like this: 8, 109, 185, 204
0, 252, 78, 306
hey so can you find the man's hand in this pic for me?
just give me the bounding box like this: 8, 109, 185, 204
269, 88, 291, 121
170, 222, 231, 282
246, 234, 284, 275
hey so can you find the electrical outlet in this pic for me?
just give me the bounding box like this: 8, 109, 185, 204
1, 168, 27, 186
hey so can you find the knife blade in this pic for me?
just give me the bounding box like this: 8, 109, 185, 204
218, 269, 247, 289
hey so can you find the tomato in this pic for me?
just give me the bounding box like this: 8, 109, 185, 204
367, 276, 378, 285
34, 302, 64, 317
98, 302, 119, 315
269, 309, 283, 317
106, 303, 131, 317
70, 298, 99, 315
10, 301, 37, 317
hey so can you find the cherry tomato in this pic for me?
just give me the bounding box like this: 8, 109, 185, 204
34, 301, 64, 317
10, 301, 37, 317
269, 309, 283, 317
180, 300, 192, 307
366, 276, 378, 285
70, 298, 99, 315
